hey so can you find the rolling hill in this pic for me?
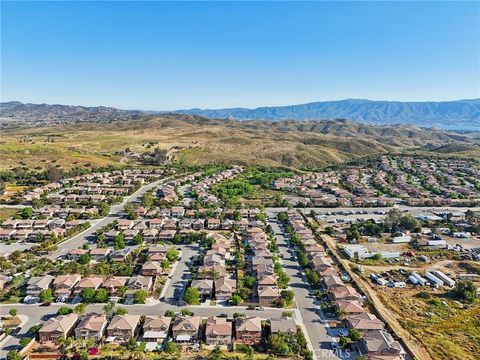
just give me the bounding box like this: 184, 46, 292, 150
2, 114, 478, 172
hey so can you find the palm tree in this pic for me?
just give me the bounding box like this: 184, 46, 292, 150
209, 269, 220, 281
103, 300, 115, 317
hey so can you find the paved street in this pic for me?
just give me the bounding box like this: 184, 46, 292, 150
267, 218, 342, 360
162, 243, 198, 304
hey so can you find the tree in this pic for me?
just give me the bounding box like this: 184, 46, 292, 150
113, 233, 126, 249
183, 287, 200, 305
78, 253, 91, 265
163, 341, 179, 354
19, 337, 32, 348
20, 207, 33, 219
116, 307, 128, 315
453, 281, 477, 303
74, 303, 87, 315
399, 214, 420, 231
230, 294, 242, 305
103, 301, 115, 316
339, 336, 351, 347
277, 212, 288, 222
80, 288, 96, 304
164, 310, 175, 318
349, 328, 363, 341
268, 334, 292, 356
166, 248, 179, 262
133, 289, 148, 304
133, 232, 143, 245
209, 346, 224, 360
306, 270, 320, 286
141, 193, 155, 208
57, 306, 73, 315
244, 275, 255, 288
280, 290, 295, 307
127, 337, 138, 351
94, 288, 109, 303
181, 308, 193, 316
9, 308, 17, 317
38, 289, 53, 302
6, 350, 22, 360
384, 209, 402, 233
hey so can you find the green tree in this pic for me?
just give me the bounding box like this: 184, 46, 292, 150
6, 350, 22, 360
277, 212, 288, 222
133, 289, 148, 304
19, 337, 32, 348
127, 337, 138, 351
9, 308, 17, 317
280, 290, 295, 307
115, 307, 128, 315
57, 306, 73, 315
230, 294, 242, 305
94, 288, 109, 303
74, 303, 87, 315
38, 289, 53, 302
164, 310, 175, 318
268, 334, 292, 356
78, 253, 91, 265
103, 301, 115, 316
80, 288, 97, 304
244, 275, 255, 288
164, 341, 179, 354
20, 207, 33, 219
166, 248, 180, 262
453, 281, 477, 303
183, 287, 200, 305
133, 232, 143, 245
349, 328, 363, 341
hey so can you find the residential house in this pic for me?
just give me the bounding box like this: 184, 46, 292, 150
107, 315, 141, 342
235, 317, 262, 345
38, 313, 79, 342
26, 275, 55, 296
191, 279, 214, 298
89, 248, 111, 261
270, 318, 297, 334
73, 277, 104, 295
205, 316, 232, 346
53, 274, 82, 297
171, 316, 201, 344
102, 276, 128, 295
328, 285, 360, 301
74, 313, 107, 341
258, 286, 281, 307
346, 313, 385, 334
142, 316, 172, 343
215, 277, 236, 300
359, 329, 405, 359
335, 300, 366, 315
140, 261, 163, 276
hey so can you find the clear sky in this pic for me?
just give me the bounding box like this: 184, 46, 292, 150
1, 1, 479, 110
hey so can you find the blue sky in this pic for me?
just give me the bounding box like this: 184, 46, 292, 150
1, 1, 479, 110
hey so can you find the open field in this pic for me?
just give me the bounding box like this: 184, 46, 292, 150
0, 207, 18, 221
377, 288, 480, 360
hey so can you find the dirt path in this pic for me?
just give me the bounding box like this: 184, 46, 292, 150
321, 233, 434, 360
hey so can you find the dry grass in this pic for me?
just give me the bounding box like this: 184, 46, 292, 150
377, 288, 480, 360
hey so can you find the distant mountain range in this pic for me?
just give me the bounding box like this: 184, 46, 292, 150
1, 99, 480, 129
175, 98, 480, 129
